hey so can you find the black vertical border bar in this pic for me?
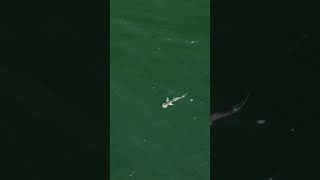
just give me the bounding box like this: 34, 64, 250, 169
0, 0, 110, 179
107, 0, 111, 178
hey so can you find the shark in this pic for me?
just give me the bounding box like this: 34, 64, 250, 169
210, 93, 250, 125
162, 92, 188, 108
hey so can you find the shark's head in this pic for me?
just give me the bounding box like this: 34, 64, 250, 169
162, 103, 168, 108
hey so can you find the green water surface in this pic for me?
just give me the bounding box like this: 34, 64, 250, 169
110, 0, 210, 179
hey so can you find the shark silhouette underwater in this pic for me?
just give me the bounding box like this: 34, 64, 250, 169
210, 93, 250, 126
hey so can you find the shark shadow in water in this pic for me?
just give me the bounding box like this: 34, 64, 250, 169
210, 93, 250, 126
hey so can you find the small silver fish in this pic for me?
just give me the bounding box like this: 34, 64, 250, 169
257, 119, 266, 124
162, 92, 188, 108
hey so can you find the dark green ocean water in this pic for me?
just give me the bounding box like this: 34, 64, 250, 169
110, 0, 210, 179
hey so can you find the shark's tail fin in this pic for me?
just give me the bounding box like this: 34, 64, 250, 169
234, 92, 250, 111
